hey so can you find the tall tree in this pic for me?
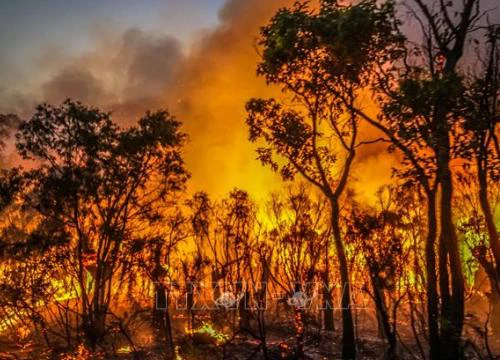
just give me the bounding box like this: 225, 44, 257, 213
375, 1, 482, 357
459, 25, 500, 332
345, 186, 420, 359
246, 2, 401, 357
13, 100, 188, 348
282, 1, 484, 357
265, 185, 329, 358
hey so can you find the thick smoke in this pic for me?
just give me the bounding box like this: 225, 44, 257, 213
0, 0, 394, 200
40, 26, 185, 120
42, 67, 107, 105
164, 0, 295, 198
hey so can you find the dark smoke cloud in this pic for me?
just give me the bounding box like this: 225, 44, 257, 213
43, 67, 107, 105
38, 27, 185, 119
0, 0, 392, 199
0, 0, 420, 200
119, 28, 184, 101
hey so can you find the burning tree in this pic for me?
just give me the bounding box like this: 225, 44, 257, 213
2, 100, 188, 350
187, 190, 258, 335
246, 1, 401, 358
457, 25, 500, 334
345, 186, 424, 359
264, 185, 329, 358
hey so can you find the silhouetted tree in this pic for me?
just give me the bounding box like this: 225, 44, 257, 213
373, 1, 483, 356
345, 186, 417, 359
246, 1, 401, 358
458, 25, 500, 333
295, 1, 485, 357
134, 208, 189, 356
13, 99, 188, 348
265, 185, 329, 358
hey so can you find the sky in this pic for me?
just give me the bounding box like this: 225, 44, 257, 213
0, 0, 224, 53
0, 0, 294, 200
1, 0, 496, 201
0, 0, 224, 93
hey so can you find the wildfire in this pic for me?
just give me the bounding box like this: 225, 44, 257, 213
185, 322, 229, 345
116, 345, 133, 354
0, 271, 93, 335
60, 344, 92, 360
175, 345, 184, 360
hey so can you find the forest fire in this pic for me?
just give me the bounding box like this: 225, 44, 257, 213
185, 323, 229, 345
0, 0, 499, 359
116, 346, 132, 354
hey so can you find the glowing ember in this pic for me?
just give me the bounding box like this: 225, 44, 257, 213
187, 322, 229, 345
116, 345, 133, 354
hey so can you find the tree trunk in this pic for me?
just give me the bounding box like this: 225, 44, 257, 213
85, 308, 107, 350
368, 272, 396, 360
323, 254, 335, 331
238, 290, 251, 330
477, 165, 500, 334
187, 280, 195, 333
438, 154, 465, 360
164, 298, 175, 359
425, 190, 441, 359
331, 201, 356, 359
295, 308, 305, 359
323, 285, 335, 332
473, 239, 500, 335
258, 259, 269, 360
478, 168, 500, 276
490, 288, 500, 334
